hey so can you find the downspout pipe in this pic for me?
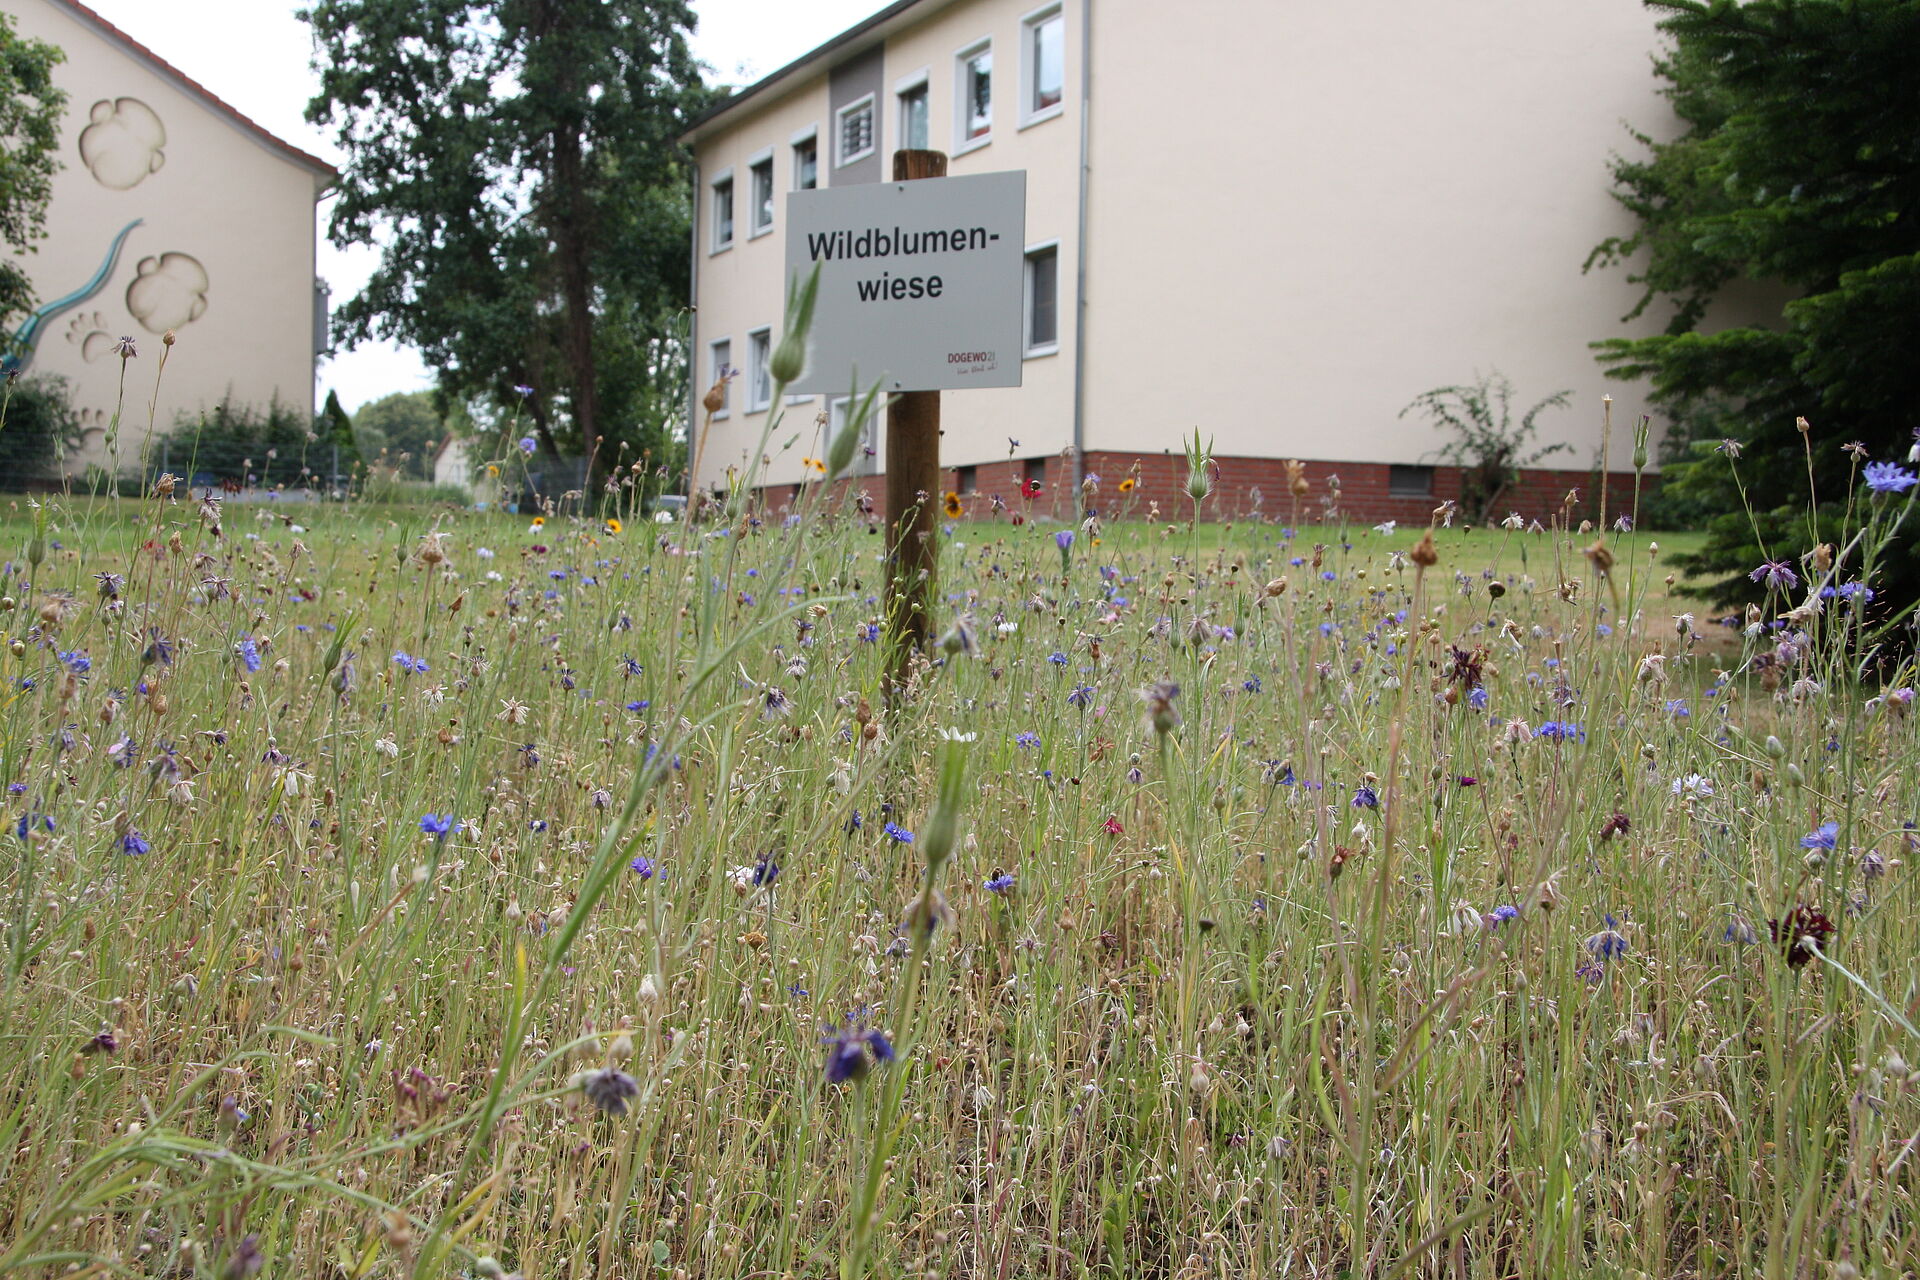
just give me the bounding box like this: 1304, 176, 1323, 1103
1069, 0, 1092, 496
686, 161, 702, 498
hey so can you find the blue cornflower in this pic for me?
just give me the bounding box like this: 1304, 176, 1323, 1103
420, 813, 455, 839
1467, 686, 1490, 711
1664, 699, 1691, 718
14, 813, 52, 839
1048, 651, 1069, 665
518, 436, 538, 455
629, 855, 654, 880
752, 852, 779, 887
1055, 530, 1074, 552
411, 657, 429, 674
1586, 915, 1629, 960
513, 384, 534, 398
392, 650, 413, 669
1800, 821, 1839, 850
1864, 461, 1917, 494
620, 655, 644, 677
1486, 904, 1520, 927
1243, 676, 1262, 693
1014, 732, 1040, 749
883, 822, 914, 844
58, 650, 91, 675
856, 623, 880, 643
119, 830, 151, 856
625, 700, 649, 712
984, 871, 1016, 894
1351, 785, 1379, 809
1534, 720, 1586, 743
822, 1012, 895, 1084
235, 636, 262, 673
1067, 684, 1094, 707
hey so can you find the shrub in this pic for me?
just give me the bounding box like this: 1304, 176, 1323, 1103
0, 372, 81, 486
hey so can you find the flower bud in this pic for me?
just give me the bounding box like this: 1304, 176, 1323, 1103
1764, 735, 1786, 759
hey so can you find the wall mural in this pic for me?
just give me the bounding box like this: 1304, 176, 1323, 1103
0, 219, 142, 376
127, 252, 209, 332
79, 97, 166, 190
64, 310, 115, 362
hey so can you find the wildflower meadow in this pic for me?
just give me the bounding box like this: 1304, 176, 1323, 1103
1, 394, 1918, 1280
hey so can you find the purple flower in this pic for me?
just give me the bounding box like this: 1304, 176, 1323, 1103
1533, 720, 1586, 743
1864, 461, 1917, 494
1351, 785, 1379, 809
420, 813, 455, 838
1586, 915, 1629, 960
883, 822, 914, 844
1014, 732, 1040, 749
518, 436, 538, 455
1055, 530, 1074, 552
984, 871, 1016, 894
1486, 904, 1520, 927
1749, 560, 1798, 591
513, 384, 534, 399
1800, 821, 1839, 850
580, 1067, 640, 1115
629, 855, 654, 879
119, 830, 151, 856
822, 1012, 895, 1084
235, 636, 262, 673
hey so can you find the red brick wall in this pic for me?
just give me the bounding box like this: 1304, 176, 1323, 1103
755, 452, 1650, 529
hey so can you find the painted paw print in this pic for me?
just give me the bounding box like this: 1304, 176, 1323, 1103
65, 312, 117, 362
76, 408, 110, 437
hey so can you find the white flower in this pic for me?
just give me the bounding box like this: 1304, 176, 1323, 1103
373, 735, 400, 759
1502, 512, 1526, 530
1373, 520, 1397, 535
938, 728, 978, 742
1670, 773, 1713, 798
476, 546, 495, 559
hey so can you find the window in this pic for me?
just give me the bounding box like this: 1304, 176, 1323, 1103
956, 465, 977, 495
897, 74, 929, 151
707, 338, 731, 418
956, 42, 992, 149
1389, 464, 1435, 497
747, 328, 772, 412
749, 155, 774, 236
709, 171, 734, 252
1022, 6, 1064, 125
1024, 243, 1059, 355
1023, 456, 1047, 490
837, 95, 875, 167
792, 131, 817, 190
829, 395, 879, 473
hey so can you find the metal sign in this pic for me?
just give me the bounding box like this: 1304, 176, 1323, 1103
785, 170, 1026, 393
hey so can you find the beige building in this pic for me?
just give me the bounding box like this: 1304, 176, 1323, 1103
684, 0, 1726, 522
2, 0, 333, 479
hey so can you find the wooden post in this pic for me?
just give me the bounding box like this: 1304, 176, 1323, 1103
884, 149, 948, 696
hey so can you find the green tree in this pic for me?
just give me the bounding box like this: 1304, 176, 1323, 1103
0, 13, 66, 333
1587, 0, 1920, 620
354, 389, 444, 478
316, 388, 363, 478
300, 0, 709, 475
0, 373, 81, 484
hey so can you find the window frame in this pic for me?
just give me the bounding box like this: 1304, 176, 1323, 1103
747, 151, 775, 238
1019, 4, 1065, 130
746, 327, 773, 413
790, 125, 818, 191
836, 94, 876, 168
708, 168, 734, 254
1388, 464, 1436, 497
953, 39, 993, 155
1023, 239, 1061, 358
707, 337, 732, 420
894, 67, 931, 152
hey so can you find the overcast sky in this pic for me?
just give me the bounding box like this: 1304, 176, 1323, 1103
72, 0, 886, 411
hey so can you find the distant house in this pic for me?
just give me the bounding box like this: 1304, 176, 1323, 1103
682, 0, 1768, 522
431, 435, 473, 495
1, 0, 335, 479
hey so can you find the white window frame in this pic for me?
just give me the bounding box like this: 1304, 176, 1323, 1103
708, 167, 734, 254
746, 327, 772, 412
1019, 4, 1065, 130
894, 67, 931, 152
1023, 238, 1060, 358
828, 395, 880, 474
707, 337, 732, 419
747, 150, 775, 238
790, 125, 819, 191
953, 39, 992, 155
836, 94, 876, 168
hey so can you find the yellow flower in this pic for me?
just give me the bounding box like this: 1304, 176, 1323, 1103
604, 517, 623, 534
486, 464, 501, 477
804, 457, 827, 474
943, 491, 963, 518
1118, 478, 1136, 493
531, 516, 545, 528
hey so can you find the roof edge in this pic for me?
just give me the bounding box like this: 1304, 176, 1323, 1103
682, 0, 952, 145
50, 0, 341, 187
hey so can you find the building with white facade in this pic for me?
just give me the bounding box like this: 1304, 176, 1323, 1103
683, 0, 1732, 523
2, 0, 334, 480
